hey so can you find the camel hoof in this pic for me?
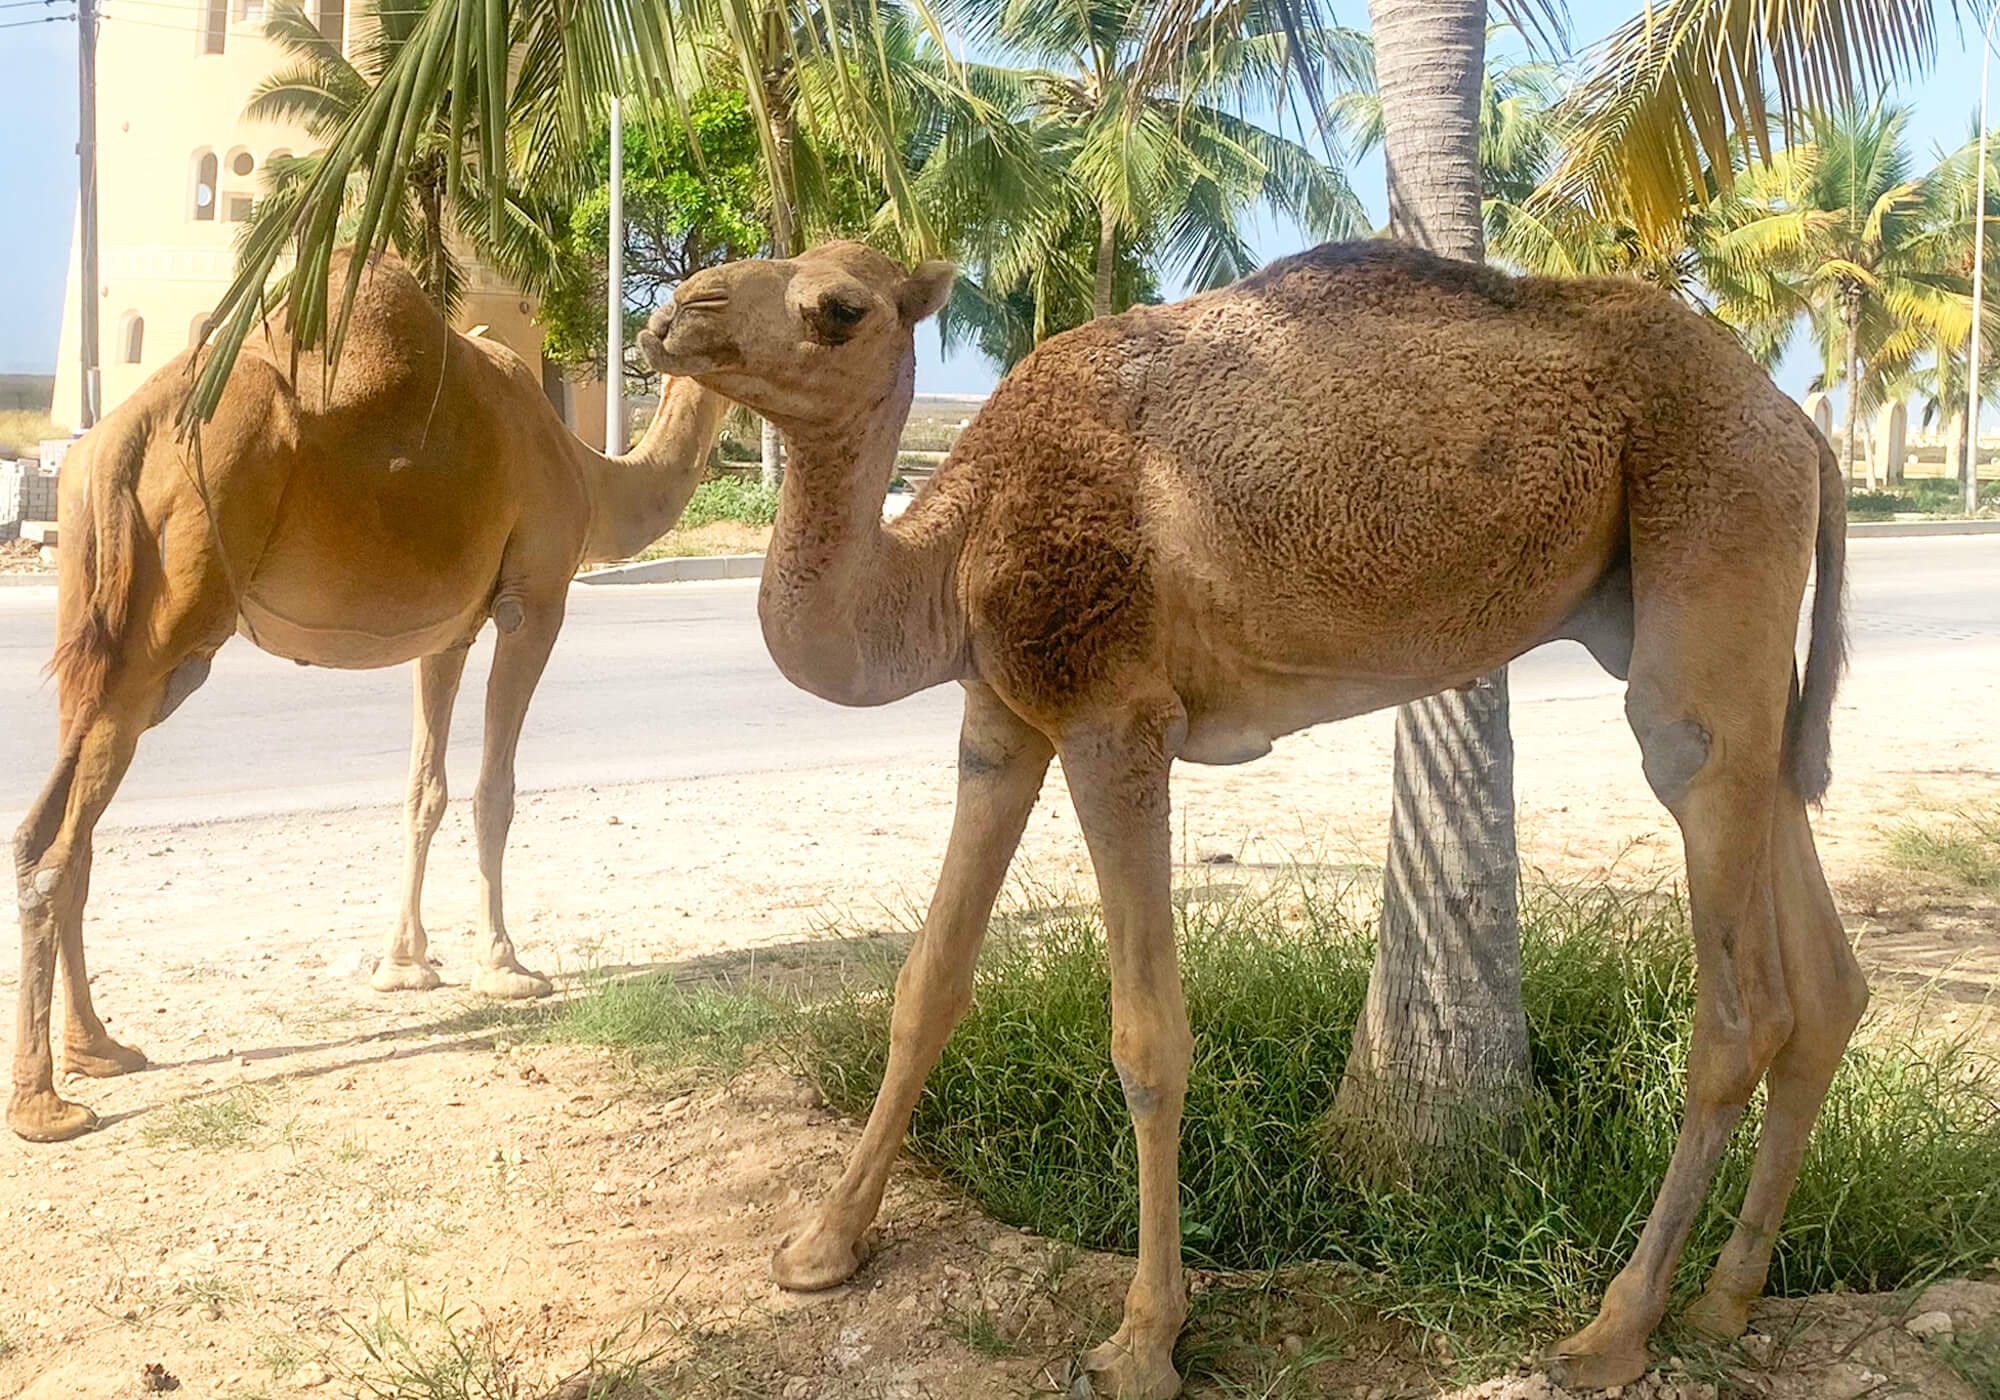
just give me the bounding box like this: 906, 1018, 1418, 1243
1544, 1329, 1648, 1393
1079, 1335, 1182, 1400
1683, 1288, 1756, 1343
63, 1034, 149, 1079
770, 1220, 865, 1292
471, 966, 554, 1000
8, 1089, 101, 1143
371, 960, 444, 993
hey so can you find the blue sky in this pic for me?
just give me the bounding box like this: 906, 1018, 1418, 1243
0, 1, 1988, 395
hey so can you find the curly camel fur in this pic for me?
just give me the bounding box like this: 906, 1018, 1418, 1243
11, 250, 728, 1144
637, 239, 1863, 1397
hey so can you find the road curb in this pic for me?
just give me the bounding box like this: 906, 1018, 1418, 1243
576, 554, 764, 585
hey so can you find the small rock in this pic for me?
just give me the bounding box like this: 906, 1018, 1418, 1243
1816, 1362, 1886, 1400
295, 1364, 333, 1387
1905, 1309, 1954, 1342
1281, 1333, 1304, 1358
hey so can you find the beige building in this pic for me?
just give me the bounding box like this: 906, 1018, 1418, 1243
52, 0, 606, 442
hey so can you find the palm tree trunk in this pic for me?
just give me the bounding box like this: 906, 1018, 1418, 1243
417, 174, 448, 311
1094, 202, 1117, 319
760, 55, 798, 491
1841, 296, 1863, 490
1335, 0, 1529, 1164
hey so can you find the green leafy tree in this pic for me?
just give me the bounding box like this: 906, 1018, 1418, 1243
534, 90, 770, 387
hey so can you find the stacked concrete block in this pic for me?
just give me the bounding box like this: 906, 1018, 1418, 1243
0, 459, 59, 540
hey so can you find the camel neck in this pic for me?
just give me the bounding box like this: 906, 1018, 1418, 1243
757, 349, 971, 706
579, 377, 730, 564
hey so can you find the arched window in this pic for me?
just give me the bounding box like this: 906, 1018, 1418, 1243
191, 149, 218, 221
197, 0, 225, 52
116, 312, 145, 365
315, 0, 342, 46
220, 146, 256, 221
189, 314, 214, 348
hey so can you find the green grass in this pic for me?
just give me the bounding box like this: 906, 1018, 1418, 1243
1885, 807, 2000, 890
675, 477, 781, 530
1947, 1320, 2000, 1400
543, 973, 786, 1079
552, 872, 2000, 1345
143, 1086, 266, 1152
1847, 481, 2000, 520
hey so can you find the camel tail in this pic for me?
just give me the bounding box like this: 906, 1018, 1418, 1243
1787, 437, 1847, 806
49, 416, 146, 721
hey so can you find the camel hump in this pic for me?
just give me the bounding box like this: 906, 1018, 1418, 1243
1238, 240, 1529, 310
281, 249, 457, 422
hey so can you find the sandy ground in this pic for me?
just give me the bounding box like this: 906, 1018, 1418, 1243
0, 641, 1996, 1399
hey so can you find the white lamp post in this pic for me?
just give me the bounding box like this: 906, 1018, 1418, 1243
1969, 0, 1999, 512
605, 95, 627, 456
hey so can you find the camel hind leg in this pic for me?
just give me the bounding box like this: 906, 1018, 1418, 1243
13, 687, 156, 1140
1548, 567, 1802, 1389
1683, 796, 1867, 1339
13, 567, 235, 1139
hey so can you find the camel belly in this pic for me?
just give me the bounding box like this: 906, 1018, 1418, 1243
238, 592, 485, 669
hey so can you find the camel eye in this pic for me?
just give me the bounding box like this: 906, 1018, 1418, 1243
808, 292, 872, 344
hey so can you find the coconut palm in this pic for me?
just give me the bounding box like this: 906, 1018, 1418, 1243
1704, 105, 1966, 487
915, 0, 1363, 325
244, 1, 565, 318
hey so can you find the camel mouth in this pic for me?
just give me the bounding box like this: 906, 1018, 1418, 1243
636, 327, 736, 379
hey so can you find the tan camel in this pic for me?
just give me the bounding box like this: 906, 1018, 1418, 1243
11, 251, 729, 1144
637, 240, 1863, 1397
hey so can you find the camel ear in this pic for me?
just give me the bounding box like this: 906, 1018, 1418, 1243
898, 261, 955, 324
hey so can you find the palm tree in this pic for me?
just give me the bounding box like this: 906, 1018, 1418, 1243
918, 0, 1362, 327
245, 0, 546, 315
1704, 106, 1965, 488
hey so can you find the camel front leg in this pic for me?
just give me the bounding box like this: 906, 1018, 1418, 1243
773, 683, 1052, 1288
373, 646, 471, 992
1063, 703, 1190, 1400
470, 599, 562, 999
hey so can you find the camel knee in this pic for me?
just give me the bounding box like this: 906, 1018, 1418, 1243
889, 954, 976, 1043
1626, 690, 1711, 809
406, 772, 449, 833
1110, 1023, 1193, 1120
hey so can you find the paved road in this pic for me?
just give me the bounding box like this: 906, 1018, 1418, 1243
3, 534, 1996, 831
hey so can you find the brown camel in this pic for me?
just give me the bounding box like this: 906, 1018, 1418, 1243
637, 239, 1863, 1397
11, 251, 728, 1144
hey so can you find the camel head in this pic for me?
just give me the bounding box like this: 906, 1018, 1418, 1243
637, 242, 954, 427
